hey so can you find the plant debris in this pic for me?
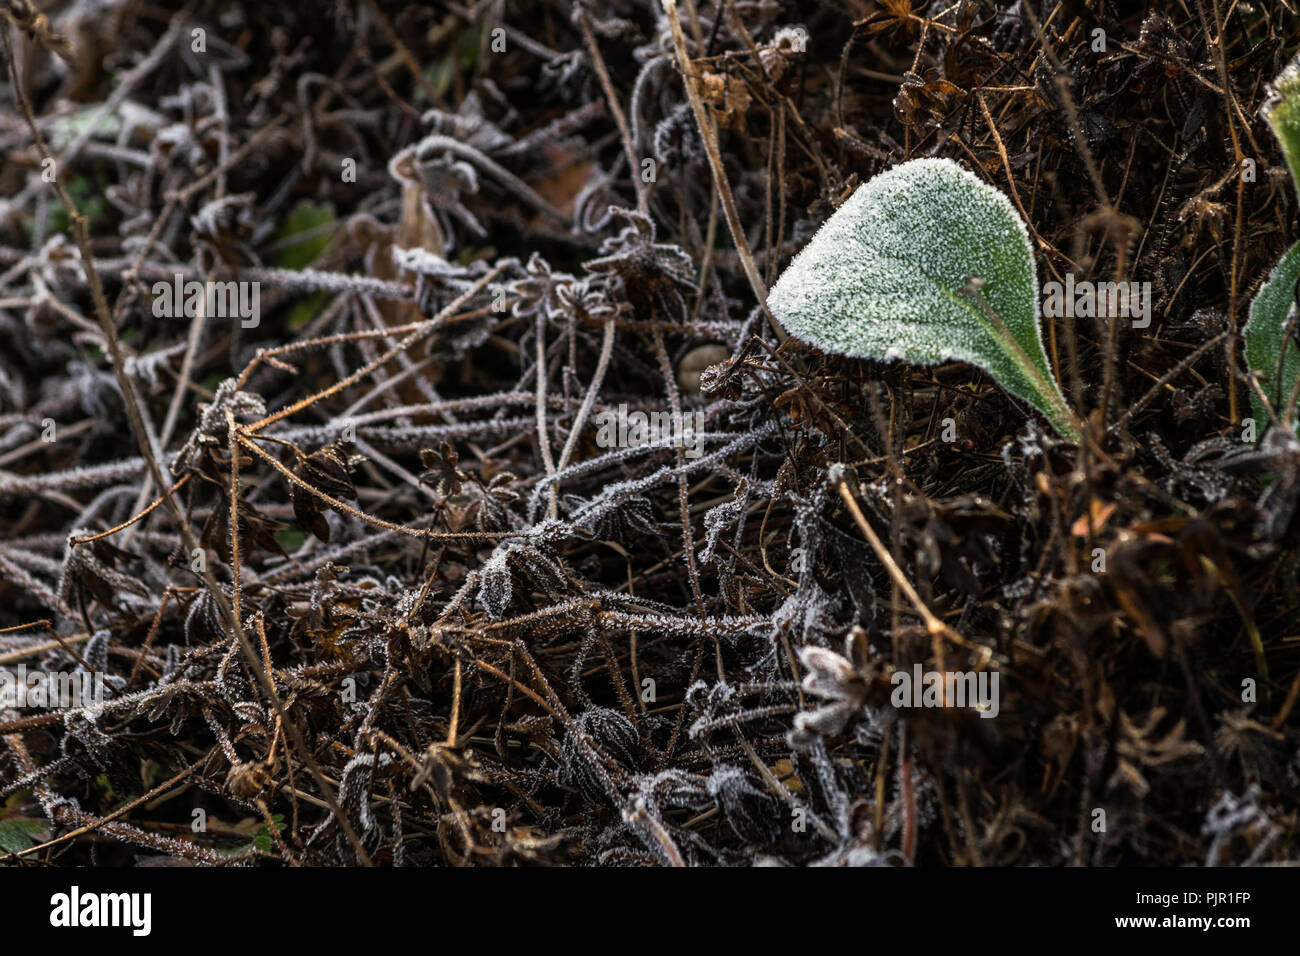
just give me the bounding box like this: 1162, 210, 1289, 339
0, 0, 1298, 867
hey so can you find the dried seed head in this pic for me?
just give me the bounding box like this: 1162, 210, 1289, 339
677, 343, 730, 392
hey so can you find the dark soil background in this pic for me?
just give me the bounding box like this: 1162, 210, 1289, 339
0, 0, 1298, 866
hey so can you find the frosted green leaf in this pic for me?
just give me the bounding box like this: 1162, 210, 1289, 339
0, 818, 44, 853
1243, 241, 1300, 431
767, 158, 1077, 440
1242, 53, 1300, 433
1263, 51, 1300, 193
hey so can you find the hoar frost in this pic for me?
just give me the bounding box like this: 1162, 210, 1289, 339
767, 157, 1076, 439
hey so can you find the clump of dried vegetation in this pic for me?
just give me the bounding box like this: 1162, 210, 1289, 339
0, 0, 1298, 867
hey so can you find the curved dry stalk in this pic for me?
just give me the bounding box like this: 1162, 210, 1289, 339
551, 316, 616, 517
576, 9, 647, 215
833, 469, 980, 656
535, 310, 558, 513
660, 0, 787, 345
69, 473, 192, 543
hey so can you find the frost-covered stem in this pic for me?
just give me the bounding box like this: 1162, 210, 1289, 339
5, 733, 214, 863
568, 420, 776, 527
652, 324, 706, 615
0, 631, 94, 668
553, 316, 615, 510
235, 307, 433, 384
226, 409, 244, 627
529, 423, 743, 519
535, 310, 558, 513
624, 796, 686, 867
600, 609, 768, 636
0, 459, 145, 495
1194, 0, 1250, 425
64, 474, 190, 544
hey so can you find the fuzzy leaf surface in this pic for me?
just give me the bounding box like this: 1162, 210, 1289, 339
1264, 51, 1300, 193
767, 157, 1074, 438
1244, 241, 1300, 431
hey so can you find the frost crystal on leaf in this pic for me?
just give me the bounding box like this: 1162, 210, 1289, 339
1243, 242, 1300, 431
1242, 53, 1300, 433
1263, 50, 1300, 194
767, 157, 1076, 439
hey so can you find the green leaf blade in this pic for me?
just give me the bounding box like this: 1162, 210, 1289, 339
1244, 240, 1300, 431
1264, 52, 1300, 194
0, 818, 45, 853
1245, 52, 1300, 435
767, 158, 1075, 439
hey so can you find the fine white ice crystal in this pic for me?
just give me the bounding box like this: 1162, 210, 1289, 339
767, 157, 1077, 439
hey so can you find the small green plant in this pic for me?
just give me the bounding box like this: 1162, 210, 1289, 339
1243, 52, 1300, 434
767, 157, 1079, 440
